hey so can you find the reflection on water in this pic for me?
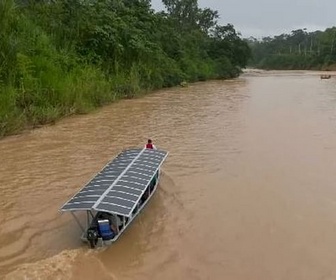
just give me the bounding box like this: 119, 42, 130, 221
2, 72, 336, 279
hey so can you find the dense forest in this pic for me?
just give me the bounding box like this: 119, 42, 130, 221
248, 27, 336, 70
0, 0, 250, 137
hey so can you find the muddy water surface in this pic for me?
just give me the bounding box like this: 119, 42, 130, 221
1, 71, 336, 279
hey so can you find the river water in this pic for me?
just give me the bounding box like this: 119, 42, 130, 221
1, 70, 336, 280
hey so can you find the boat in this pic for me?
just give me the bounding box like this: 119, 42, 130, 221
60, 147, 169, 248
320, 75, 331, 79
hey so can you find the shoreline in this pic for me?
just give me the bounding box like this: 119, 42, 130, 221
0, 77, 239, 141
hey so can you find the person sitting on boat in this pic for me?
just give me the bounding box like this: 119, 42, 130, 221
145, 139, 156, 149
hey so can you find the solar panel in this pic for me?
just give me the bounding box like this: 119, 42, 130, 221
93, 149, 168, 217
61, 148, 168, 215
61, 149, 142, 211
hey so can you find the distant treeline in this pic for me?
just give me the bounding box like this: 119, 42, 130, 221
247, 27, 336, 70
0, 0, 250, 137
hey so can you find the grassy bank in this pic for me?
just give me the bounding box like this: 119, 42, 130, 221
0, 0, 250, 138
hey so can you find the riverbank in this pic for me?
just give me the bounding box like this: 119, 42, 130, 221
0, 73, 242, 139
242, 70, 336, 84
267, 66, 336, 71
247, 63, 336, 71
0, 0, 250, 139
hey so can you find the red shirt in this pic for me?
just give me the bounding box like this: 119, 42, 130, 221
145, 143, 156, 149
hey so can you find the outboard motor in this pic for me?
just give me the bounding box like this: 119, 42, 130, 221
87, 228, 98, 249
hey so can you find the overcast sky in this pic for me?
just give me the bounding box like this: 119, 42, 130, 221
151, 0, 336, 38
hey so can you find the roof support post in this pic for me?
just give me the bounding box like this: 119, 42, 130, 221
71, 212, 85, 232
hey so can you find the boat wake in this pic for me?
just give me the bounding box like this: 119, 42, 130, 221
158, 171, 185, 209
4, 249, 79, 280
3, 248, 119, 280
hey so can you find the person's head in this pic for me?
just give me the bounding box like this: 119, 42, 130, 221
147, 139, 152, 144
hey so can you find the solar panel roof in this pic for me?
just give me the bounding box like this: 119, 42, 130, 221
61, 148, 168, 216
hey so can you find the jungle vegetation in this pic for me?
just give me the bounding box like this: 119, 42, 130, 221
0, 0, 251, 137
248, 27, 336, 70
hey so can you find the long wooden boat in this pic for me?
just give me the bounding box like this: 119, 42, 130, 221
60, 147, 168, 248
320, 75, 331, 79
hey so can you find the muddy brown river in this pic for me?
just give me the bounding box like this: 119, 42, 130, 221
1, 70, 336, 279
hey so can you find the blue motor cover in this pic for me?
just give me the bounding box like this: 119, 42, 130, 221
98, 219, 115, 240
